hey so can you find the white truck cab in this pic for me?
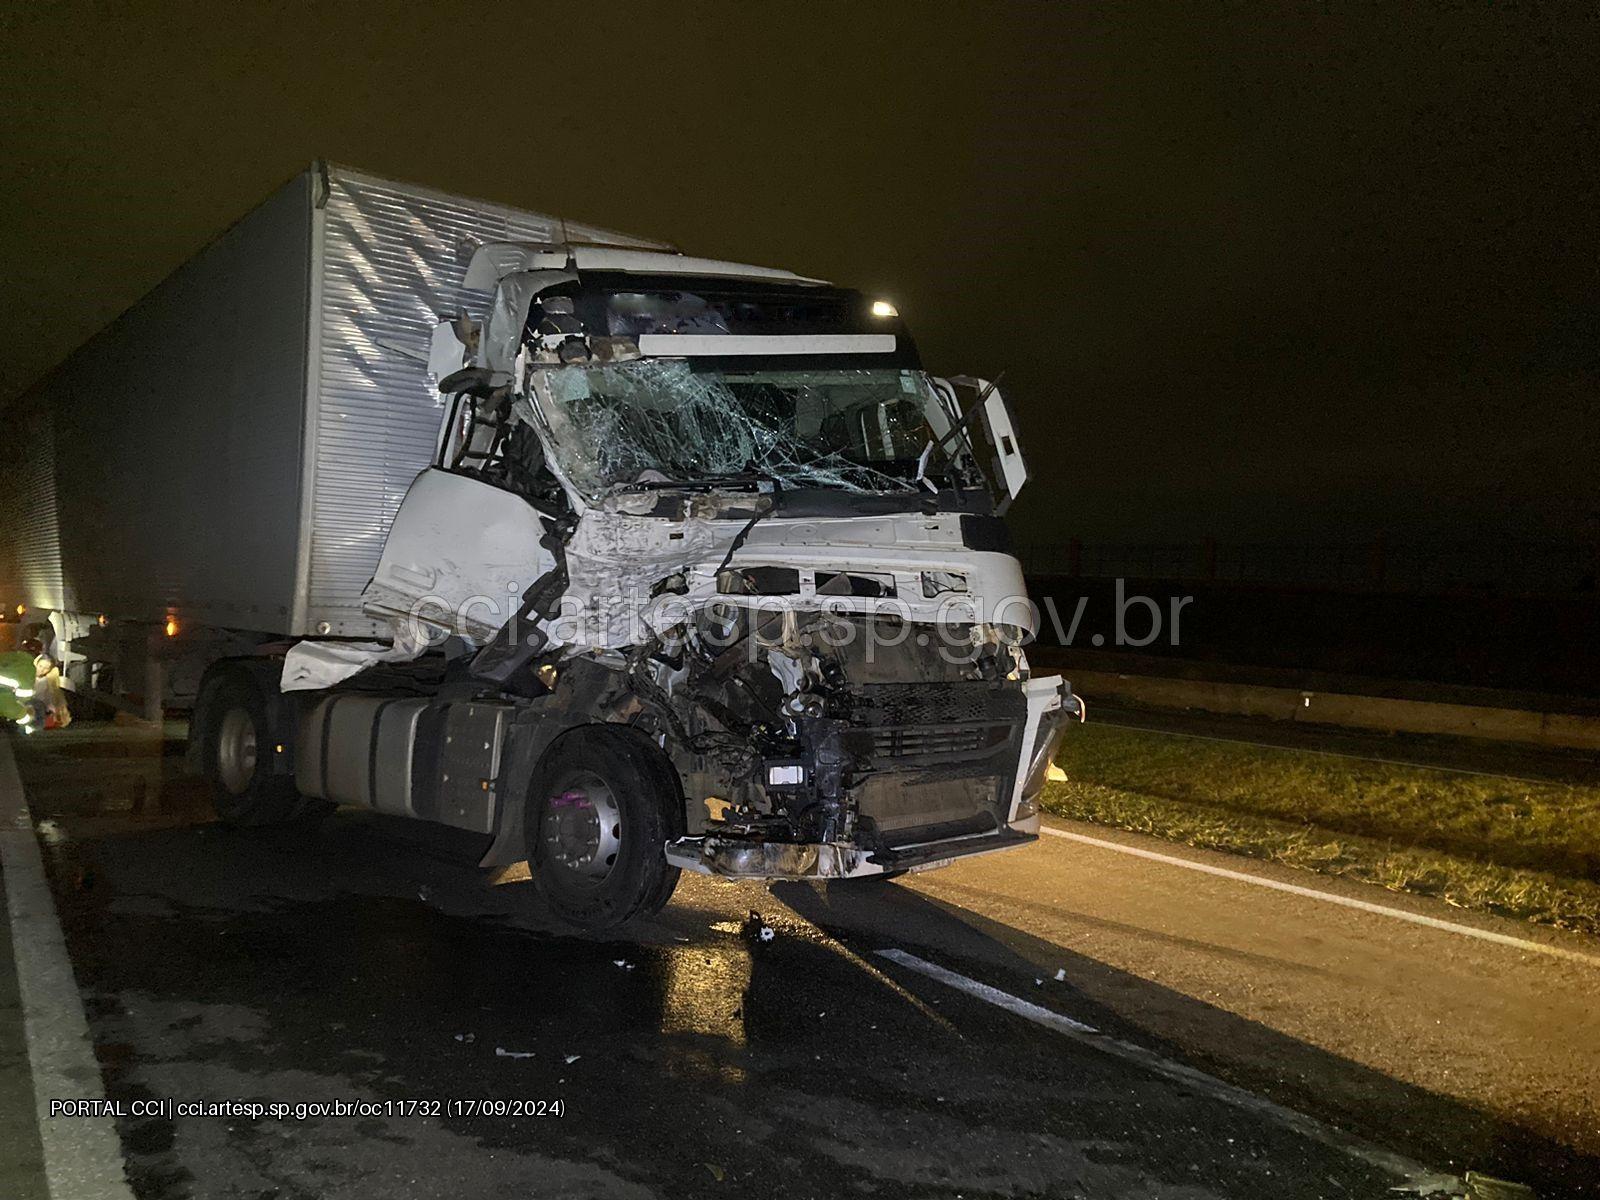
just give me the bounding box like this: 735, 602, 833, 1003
267, 245, 1080, 927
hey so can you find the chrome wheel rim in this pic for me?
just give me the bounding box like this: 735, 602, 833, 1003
543, 770, 622, 881
216, 707, 258, 795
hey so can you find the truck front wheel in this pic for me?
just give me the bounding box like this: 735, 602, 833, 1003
200, 674, 305, 827
526, 727, 683, 931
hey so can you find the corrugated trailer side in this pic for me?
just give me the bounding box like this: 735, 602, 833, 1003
0, 401, 62, 650
3, 162, 671, 650
8, 170, 314, 633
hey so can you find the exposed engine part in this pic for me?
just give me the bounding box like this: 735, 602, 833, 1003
607, 597, 1035, 868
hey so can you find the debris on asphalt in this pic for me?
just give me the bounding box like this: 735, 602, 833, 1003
1464, 1171, 1537, 1199
494, 1047, 535, 1060
564, 1054, 581, 1064
613, 959, 635, 970
453, 1033, 475, 1044
1054, 968, 1067, 981
741, 910, 775, 942
703, 1163, 726, 1182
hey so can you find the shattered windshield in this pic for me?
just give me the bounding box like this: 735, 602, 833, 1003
531, 361, 969, 496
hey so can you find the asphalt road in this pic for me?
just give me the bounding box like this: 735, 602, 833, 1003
3, 722, 1598, 1199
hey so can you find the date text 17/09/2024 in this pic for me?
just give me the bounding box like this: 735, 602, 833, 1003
48, 1098, 567, 1120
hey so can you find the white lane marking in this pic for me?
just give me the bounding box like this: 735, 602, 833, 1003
875, 948, 1459, 1195
1091, 715, 1584, 787
1039, 823, 1600, 969
0, 735, 138, 1200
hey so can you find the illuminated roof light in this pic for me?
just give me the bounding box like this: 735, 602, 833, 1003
870, 299, 898, 318
164, 616, 180, 638
14, 604, 23, 617
97, 614, 108, 627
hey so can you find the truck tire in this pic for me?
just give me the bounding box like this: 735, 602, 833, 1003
200, 673, 305, 827
525, 726, 683, 931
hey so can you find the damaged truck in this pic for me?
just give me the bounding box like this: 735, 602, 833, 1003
0, 163, 1081, 929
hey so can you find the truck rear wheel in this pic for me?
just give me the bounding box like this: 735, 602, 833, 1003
526, 727, 682, 931
200, 674, 306, 827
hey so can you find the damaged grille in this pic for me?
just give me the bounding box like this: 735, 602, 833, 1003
868, 723, 1009, 765
846, 682, 1027, 844
846, 682, 1025, 772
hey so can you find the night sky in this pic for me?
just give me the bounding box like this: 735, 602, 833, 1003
3, 3, 1596, 553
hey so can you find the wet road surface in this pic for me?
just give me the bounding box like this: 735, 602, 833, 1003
4, 722, 1597, 1198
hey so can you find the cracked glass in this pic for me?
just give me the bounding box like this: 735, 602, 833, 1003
531, 361, 967, 496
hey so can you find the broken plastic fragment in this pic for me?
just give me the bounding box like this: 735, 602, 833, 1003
280, 622, 429, 692
741, 910, 777, 943
494, 1047, 535, 1060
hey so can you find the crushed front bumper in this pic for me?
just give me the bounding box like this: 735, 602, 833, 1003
664, 674, 1074, 882
664, 823, 1038, 880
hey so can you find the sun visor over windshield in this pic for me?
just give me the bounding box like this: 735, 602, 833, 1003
637, 334, 897, 357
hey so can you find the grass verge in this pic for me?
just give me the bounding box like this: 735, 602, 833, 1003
1041, 723, 1600, 937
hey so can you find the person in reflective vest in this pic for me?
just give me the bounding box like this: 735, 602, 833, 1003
0, 649, 37, 729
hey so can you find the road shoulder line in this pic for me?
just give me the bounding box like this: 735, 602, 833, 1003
0, 733, 137, 1200
876, 947, 1459, 1196
1039, 822, 1600, 968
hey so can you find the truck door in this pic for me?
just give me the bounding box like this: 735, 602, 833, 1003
361, 468, 555, 643
930, 376, 1029, 510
